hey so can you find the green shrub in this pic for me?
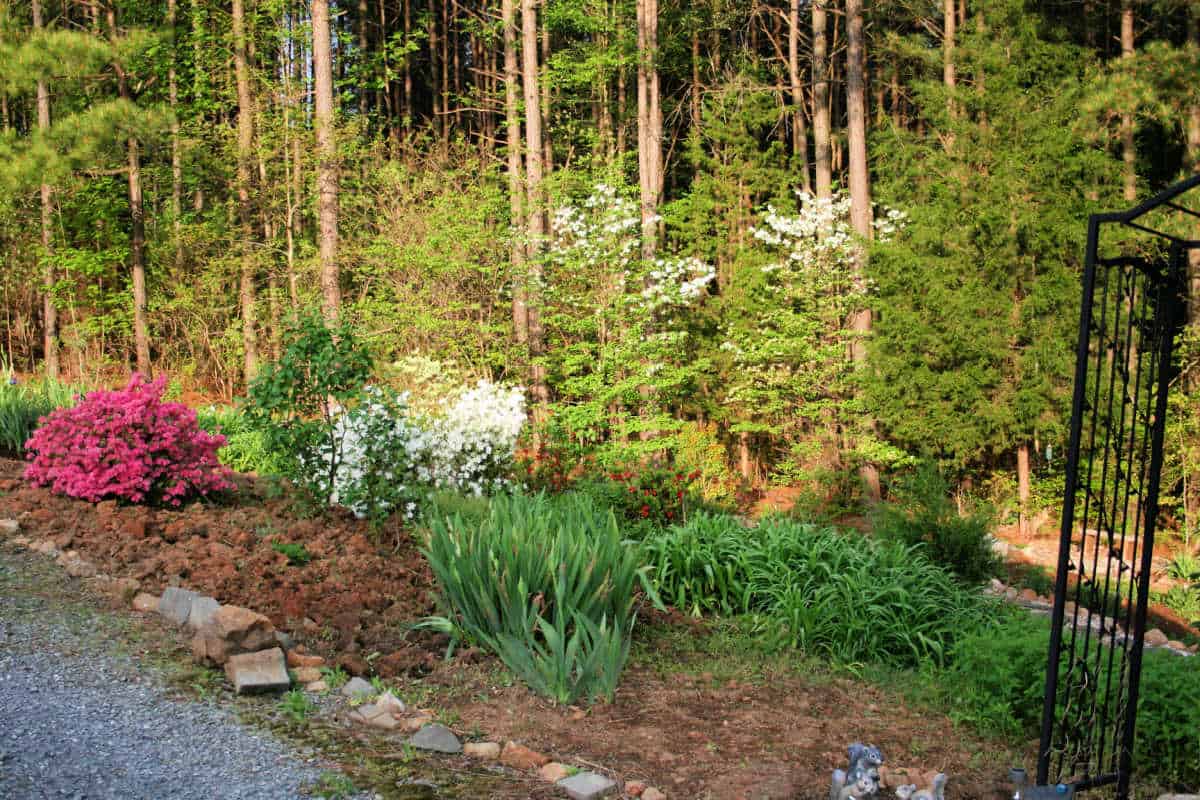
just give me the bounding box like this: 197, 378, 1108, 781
244, 311, 373, 503
945, 614, 1200, 788
872, 463, 999, 584
643, 512, 993, 667
0, 377, 78, 458
196, 405, 286, 475
422, 492, 655, 704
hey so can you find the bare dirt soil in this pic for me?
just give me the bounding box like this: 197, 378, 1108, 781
0, 458, 1026, 799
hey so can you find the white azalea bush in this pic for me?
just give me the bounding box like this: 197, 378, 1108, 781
317, 381, 527, 524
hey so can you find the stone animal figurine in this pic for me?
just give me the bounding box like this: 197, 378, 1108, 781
830, 743, 885, 800
896, 773, 948, 800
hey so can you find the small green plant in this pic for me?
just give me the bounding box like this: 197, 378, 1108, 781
422, 492, 658, 704
872, 462, 999, 584
271, 540, 313, 566
318, 666, 347, 689
311, 772, 358, 800
280, 688, 315, 722
196, 404, 287, 475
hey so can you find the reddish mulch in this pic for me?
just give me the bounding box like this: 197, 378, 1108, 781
0, 458, 1024, 799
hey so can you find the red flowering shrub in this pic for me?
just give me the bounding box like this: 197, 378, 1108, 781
582, 462, 703, 531
23, 374, 234, 506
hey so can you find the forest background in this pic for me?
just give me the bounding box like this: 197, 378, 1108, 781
3, 0, 1200, 532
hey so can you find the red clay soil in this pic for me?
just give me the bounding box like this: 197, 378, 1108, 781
0, 457, 1024, 799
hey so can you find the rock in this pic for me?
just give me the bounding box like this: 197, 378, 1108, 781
375, 690, 406, 716
304, 680, 328, 693
341, 676, 374, 700
132, 592, 159, 612
274, 631, 295, 652
540, 763, 573, 783
0, 518, 19, 535
408, 723, 462, 754
463, 742, 501, 760
625, 781, 647, 797
643, 788, 667, 800
191, 605, 277, 666
1144, 628, 1169, 647
292, 666, 323, 684
286, 650, 326, 669
30, 538, 57, 556
158, 587, 201, 626
61, 554, 97, 579
336, 652, 368, 676
101, 576, 141, 604
985, 578, 1005, 596
11, 535, 30, 547
557, 771, 617, 800
401, 713, 435, 733
501, 741, 550, 770
352, 703, 400, 730
1167, 639, 1187, 651
1004, 587, 1019, 602
185, 596, 221, 631
1019, 588, 1039, 603
224, 648, 291, 694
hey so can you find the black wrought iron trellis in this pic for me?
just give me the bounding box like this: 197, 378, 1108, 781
1037, 174, 1200, 799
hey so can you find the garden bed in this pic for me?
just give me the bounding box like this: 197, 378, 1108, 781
0, 456, 1028, 799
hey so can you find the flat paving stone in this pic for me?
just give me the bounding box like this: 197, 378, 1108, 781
558, 771, 617, 800
224, 648, 290, 694
408, 723, 462, 754
157, 587, 200, 626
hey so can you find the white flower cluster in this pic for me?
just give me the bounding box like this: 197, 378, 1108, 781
751, 190, 907, 283
420, 380, 527, 497
317, 381, 527, 520
550, 182, 640, 274
639, 256, 716, 310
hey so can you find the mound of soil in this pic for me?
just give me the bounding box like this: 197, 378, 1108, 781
0, 459, 442, 676
0, 457, 1027, 798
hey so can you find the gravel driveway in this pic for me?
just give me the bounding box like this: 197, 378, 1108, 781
0, 549, 355, 800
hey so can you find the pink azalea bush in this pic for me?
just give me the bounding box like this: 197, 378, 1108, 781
23, 374, 234, 506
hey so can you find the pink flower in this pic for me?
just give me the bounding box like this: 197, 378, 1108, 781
23, 374, 234, 507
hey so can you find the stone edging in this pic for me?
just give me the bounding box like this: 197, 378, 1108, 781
1, 517, 666, 800
984, 579, 1198, 657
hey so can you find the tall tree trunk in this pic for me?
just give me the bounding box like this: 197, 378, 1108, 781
789, 0, 811, 193
812, 0, 832, 199
313, 0, 341, 320
521, 0, 549, 423
232, 0, 258, 382
1188, 7, 1200, 333
33, 0, 58, 380
107, 3, 150, 376
358, 0, 369, 117
690, 25, 701, 131
636, 0, 662, 261
540, 18, 553, 173
845, 0, 880, 502
616, 60, 627, 156
169, 0, 183, 271
944, 0, 956, 120
1120, 0, 1136, 202
503, 0, 527, 347
1017, 441, 1032, 536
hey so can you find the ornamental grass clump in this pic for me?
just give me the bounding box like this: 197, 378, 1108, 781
23, 374, 233, 505
0, 374, 78, 457
423, 492, 656, 704
643, 512, 993, 667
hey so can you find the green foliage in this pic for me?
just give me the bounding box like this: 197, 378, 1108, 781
422, 492, 656, 704
872, 463, 1000, 584
0, 374, 78, 458
195, 405, 285, 475
642, 512, 994, 667
279, 688, 315, 722
944, 614, 1200, 788
244, 311, 373, 505
574, 464, 703, 535
271, 540, 312, 567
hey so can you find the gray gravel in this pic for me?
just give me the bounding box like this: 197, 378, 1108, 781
0, 556, 349, 800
